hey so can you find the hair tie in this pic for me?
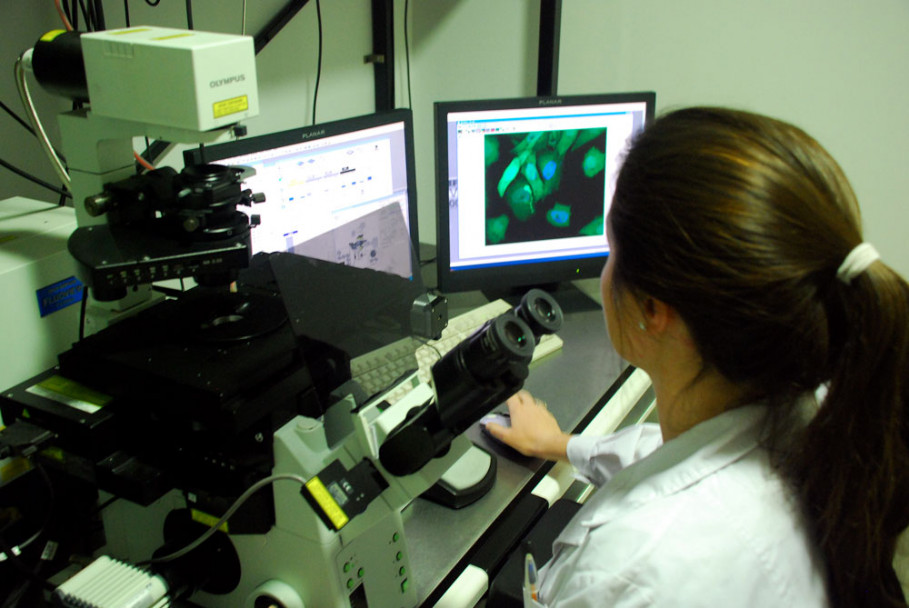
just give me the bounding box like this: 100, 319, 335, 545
836, 243, 880, 284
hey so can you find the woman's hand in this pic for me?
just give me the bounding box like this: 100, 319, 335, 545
484, 390, 571, 461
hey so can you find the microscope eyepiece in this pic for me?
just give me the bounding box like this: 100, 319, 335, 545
459, 314, 535, 381
515, 288, 563, 339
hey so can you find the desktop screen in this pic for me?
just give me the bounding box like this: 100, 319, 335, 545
434, 92, 655, 293
183, 109, 419, 279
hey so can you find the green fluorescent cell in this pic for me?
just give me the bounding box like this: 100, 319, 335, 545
497, 157, 522, 198
522, 156, 545, 201
505, 177, 535, 221
556, 129, 579, 155
524, 161, 539, 182
485, 136, 500, 166
571, 127, 606, 151
582, 147, 606, 178
580, 215, 604, 236
487, 214, 510, 244
546, 203, 571, 228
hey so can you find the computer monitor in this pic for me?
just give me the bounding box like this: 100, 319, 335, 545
183, 109, 419, 278
434, 92, 655, 294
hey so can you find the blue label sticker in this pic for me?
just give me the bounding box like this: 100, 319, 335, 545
36, 276, 84, 318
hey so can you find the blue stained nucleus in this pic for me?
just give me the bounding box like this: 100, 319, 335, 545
546, 203, 571, 228
542, 160, 557, 180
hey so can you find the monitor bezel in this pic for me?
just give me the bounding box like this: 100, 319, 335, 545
183, 108, 420, 254
433, 91, 655, 294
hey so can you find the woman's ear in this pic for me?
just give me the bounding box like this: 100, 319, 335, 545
641, 296, 676, 334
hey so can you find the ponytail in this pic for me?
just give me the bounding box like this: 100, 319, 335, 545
790, 261, 909, 607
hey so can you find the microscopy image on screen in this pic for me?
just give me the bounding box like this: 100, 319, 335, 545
483, 127, 607, 245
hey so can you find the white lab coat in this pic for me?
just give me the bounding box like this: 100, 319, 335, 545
528, 403, 830, 607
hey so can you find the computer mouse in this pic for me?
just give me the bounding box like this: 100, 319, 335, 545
480, 412, 511, 430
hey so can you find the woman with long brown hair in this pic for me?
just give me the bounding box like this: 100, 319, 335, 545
487, 107, 909, 607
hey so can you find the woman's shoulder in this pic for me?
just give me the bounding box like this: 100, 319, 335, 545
580, 450, 828, 606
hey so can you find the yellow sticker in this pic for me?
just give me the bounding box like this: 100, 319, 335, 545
306, 477, 349, 530
36, 375, 112, 407
40, 29, 68, 42
25, 375, 111, 415
153, 33, 194, 41
111, 28, 151, 35
191, 509, 230, 533
213, 95, 249, 119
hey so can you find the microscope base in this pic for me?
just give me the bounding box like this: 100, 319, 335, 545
422, 444, 497, 509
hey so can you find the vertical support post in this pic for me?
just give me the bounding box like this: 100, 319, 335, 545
370, 0, 396, 112
537, 0, 562, 97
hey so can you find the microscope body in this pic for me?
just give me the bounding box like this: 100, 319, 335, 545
93, 382, 471, 608
6, 24, 566, 608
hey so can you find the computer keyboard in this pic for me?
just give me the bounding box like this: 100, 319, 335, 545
350, 299, 564, 404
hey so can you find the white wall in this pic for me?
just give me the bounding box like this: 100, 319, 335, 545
554, 0, 909, 279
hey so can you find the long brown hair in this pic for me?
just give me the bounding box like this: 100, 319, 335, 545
609, 107, 909, 607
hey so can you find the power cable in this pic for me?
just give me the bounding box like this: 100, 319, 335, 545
137, 474, 307, 567
312, 0, 322, 125
0, 157, 71, 199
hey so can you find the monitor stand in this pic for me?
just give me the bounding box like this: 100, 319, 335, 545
421, 444, 497, 509
481, 283, 560, 307
481, 280, 600, 310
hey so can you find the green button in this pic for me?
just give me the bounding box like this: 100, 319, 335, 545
399, 566, 406, 576
395, 551, 403, 561
358, 568, 365, 578
347, 579, 355, 590
343, 562, 352, 573
392, 532, 400, 542
400, 579, 410, 594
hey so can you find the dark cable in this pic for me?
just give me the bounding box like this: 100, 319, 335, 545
1, 99, 36, 136
69, 0, 80, 31
404, 0, 412, 109
92, 0, 105, 30
76, 0, 92, 31
2, 99, 68, 162
185, 0, 194, 29
123, 0, 130, 27
61, 0, 75, 31
312, 0, 322, 125
0, 463, 57, 597
145, 0, 161, 6
0, 157, 71, 198
78, 286, 88, 341
1, 579, 31, 608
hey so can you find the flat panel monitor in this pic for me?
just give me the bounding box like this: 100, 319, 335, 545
183, 109, 419, 279
434, 92, 655, 294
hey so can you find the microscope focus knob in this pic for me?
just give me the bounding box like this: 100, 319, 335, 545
84, 192, 112, 217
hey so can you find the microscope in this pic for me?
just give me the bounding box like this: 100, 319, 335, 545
1, 25, 565, 608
